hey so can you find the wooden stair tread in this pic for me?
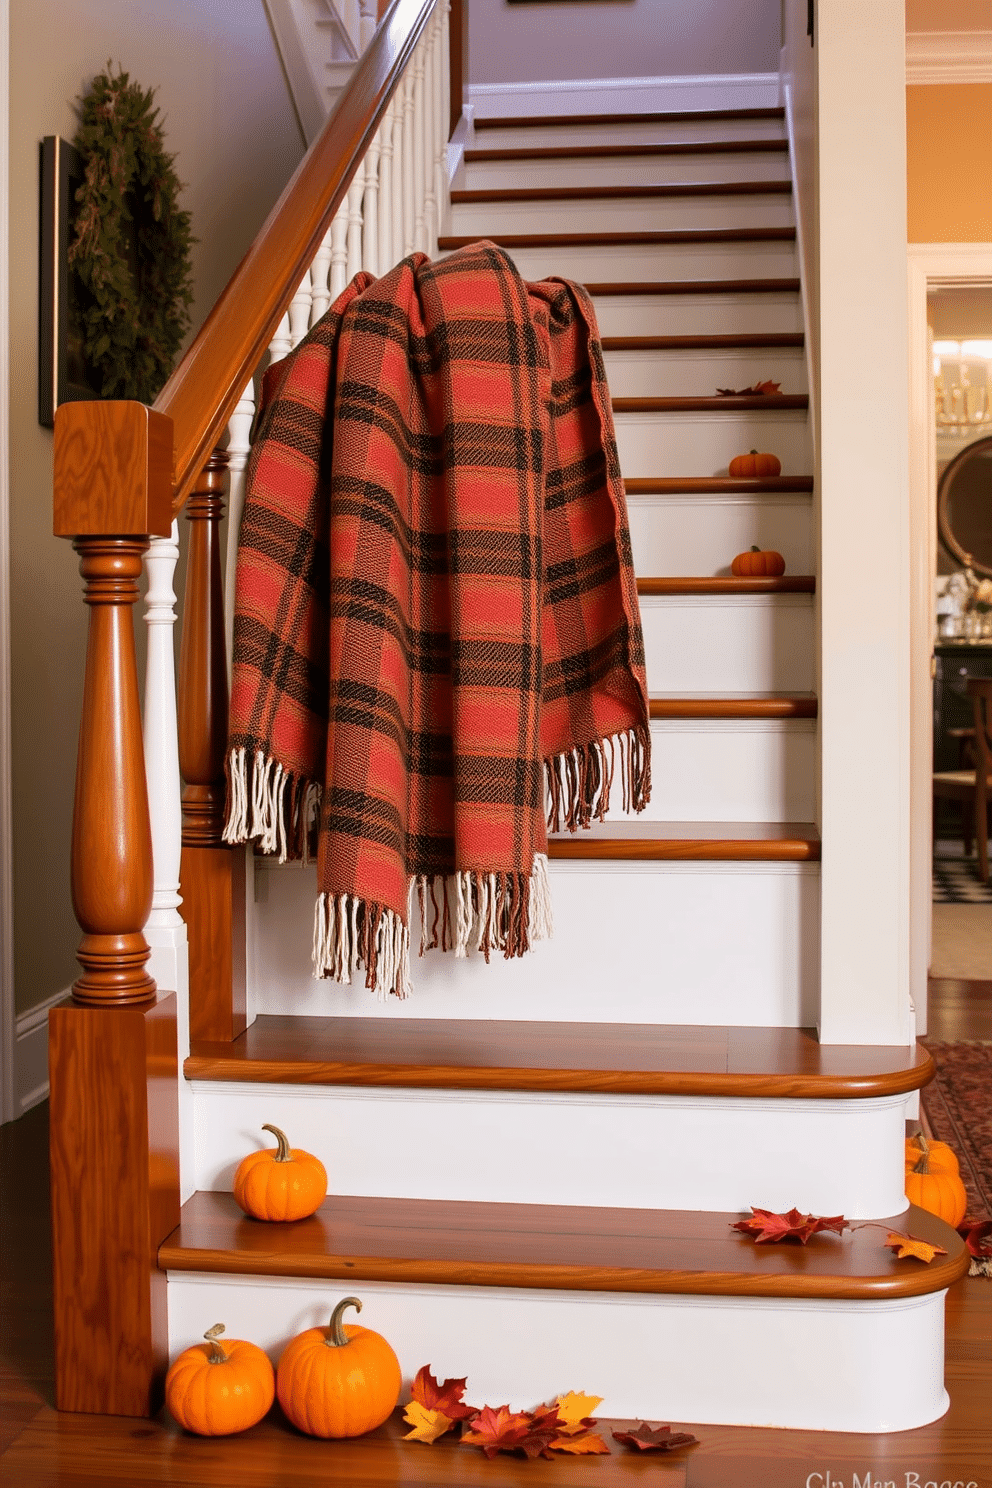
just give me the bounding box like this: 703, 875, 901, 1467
184, 1017, 931, 1099
588, 277, 801, 295
637, 576, 815, 594
547, 819, 819, 861
602, 333, 804, 350
614, 394, 808, 412
626, 475, 813, 493
650, 691, 817, 719
451, 181, 793, 203
439, 227, 796, 249
465, 139, 790, 162
472, 107, 786, 129
160, 1191, 966, 1300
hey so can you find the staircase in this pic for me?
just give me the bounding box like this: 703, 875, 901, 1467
159, 104, 962, 1434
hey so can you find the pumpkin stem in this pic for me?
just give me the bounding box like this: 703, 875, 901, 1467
913, 1132, 931, 1175
261, 1123, 291, 1162
749, 449, 758, 454
325, 1295, 363, 1348
750, 545, 761, 553
203, 1323, 229, 1364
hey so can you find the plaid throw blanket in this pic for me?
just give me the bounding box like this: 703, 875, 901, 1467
225, 241, 650, 997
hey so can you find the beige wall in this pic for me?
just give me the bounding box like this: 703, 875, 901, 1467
906, 84, 992, 242
8, 0, 303, 1015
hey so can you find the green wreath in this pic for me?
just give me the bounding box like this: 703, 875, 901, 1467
69, 65, 195, 404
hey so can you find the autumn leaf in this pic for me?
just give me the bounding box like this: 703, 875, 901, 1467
551, 1431, 611, 1455
409, 1364, 475, 1420
553, 1390, 603, 1435
884, 1231, 948, 1264
403, 1401, 456, 1444
732, 1207, 848, 1244
958, 1218, 992, 1259
612, 1422, 700, 1453
716, 380, 782, 396
461, 1405, 538, 1459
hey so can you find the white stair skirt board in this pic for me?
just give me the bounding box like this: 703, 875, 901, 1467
472, 116, 788, 152
450, 194, 795, 237
627, 493, 814, 576
591, 290, 803, 340
640, 595, 814, 693
191, 1086, 908, 1217
166, 1276, 950, 1433
612, 719, 816, 823
460, 153, 793, 192
468, 72, 781, 121
498, 240, 798, 284
615, 410, 810, 480
249, 859, 819, 1026
603, 346, 808, 399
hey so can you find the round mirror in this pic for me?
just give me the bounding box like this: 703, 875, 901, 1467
938, 435, 992, 578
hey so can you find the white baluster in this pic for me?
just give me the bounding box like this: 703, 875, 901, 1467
434, 8, 449, 245
143, 522, 183, 929
329, 200, 349, 299
412, 41, 427, 253
441, 0, 451, 160
363, 135, 381, 277
310, 223, 334, 323
401, 70, 415, 257
288, 272, 312, 350
346, 164, 365, 280
359, 0, 377, 50
268, 310, 292, 365
422, 22, 438, 253
343, 0, 360, 53
377, 107, 395, 275
224, 380, 256, 665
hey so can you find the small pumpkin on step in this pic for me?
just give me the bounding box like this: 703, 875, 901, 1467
165, 1323, 275, 1435
728, 449, 782, 478
904, 1133, 967, 1227
233, 1123, 327, 1222
277, 1296, 402, 1438
731, 545, 786, 578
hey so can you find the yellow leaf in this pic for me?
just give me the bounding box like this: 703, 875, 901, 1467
554, 1390, 603, 1434
551, 1431, 611, 1455
884, 1231, 947, 1264
403, 1400, 456, 1443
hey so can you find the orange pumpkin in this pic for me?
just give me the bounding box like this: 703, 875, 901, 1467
904, 1135, 967, 1227
731, 546, 786, 577
728, 449, 782, 478
233, 1124, 327, 1222
905, 1133, 960, 1177
276, 1296, 401, 1438
165, 1323, 275, 1436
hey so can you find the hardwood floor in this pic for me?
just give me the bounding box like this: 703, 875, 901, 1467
2, 979, 990, 1486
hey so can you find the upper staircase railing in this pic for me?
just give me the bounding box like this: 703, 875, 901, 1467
48, 0, 462, 1416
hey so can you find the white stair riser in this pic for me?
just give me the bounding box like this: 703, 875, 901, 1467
628, 493, 814, 575
615, 720, 816, 822
592, 290, 803, 338
501, 240, 798, 281
472, 118, 789, 150
191, 1086, 908, 1217
451, 193, 794, 235
615, 410, 810, 478
604, 346, 807, 397
250, 860, 819, 1026
166, 1276, 949, 1432
462, 152, 792, 190
641, 595, 815, 692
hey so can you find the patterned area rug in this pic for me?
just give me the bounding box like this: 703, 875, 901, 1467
933, 856, 992, 904
921, 1040, 992, 1275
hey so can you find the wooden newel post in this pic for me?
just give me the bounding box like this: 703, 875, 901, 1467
179, 448, 245, 1043
50, 401, 180, 1417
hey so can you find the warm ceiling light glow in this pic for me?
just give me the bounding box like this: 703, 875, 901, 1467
961, 340, 992, 359
932, 340, 961, 357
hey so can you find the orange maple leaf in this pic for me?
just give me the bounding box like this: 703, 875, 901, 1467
551, 1431, 611, 1454
403, 1401, 455, 1444
884, 1231, 947, 1263
461, 1405, 537, 1459
553, 1389, 602, 1433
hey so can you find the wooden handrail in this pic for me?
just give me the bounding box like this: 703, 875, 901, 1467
154, 0, 441, 511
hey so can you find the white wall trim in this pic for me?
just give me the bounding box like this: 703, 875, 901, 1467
907, 243, 992, 1035
0, 0, 13, 1126
905, 30, 992, 85
468, 72, 780, 120
13, 986, 68, 1117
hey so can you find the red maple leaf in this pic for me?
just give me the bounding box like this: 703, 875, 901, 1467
612, 1422, 700, 1453
958, 1218, 992, 1259
461, 1405, 538, 1459
716, 380, 782, 396
732, 1207, 848, 1244
409, 1365, 475, 1420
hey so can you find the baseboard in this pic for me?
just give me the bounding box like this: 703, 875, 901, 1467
468, 72, 781, 120
14, 987, 68, 1116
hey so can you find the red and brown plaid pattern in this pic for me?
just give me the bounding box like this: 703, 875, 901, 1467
226, 242, 649, 996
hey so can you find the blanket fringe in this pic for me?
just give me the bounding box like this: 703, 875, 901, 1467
223, 746, 321, 863
313, 891, 413, 1000
416, 853, 553, 963
546, 724, 651, 834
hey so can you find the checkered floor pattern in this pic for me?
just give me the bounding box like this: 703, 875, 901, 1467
933, 855, 992, 904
